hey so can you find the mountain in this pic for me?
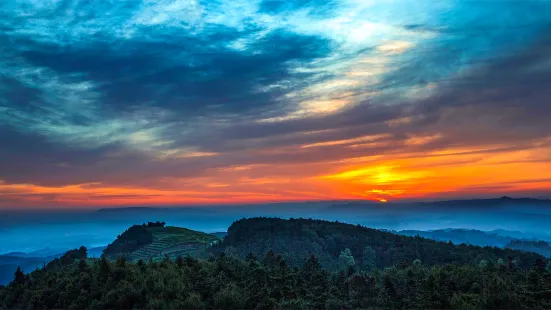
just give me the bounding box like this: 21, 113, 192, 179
396, 228, 519, 247
96, 207, 171, 213
395, 229, 551, 257
2, 218, 550, 309
101, 222, 219, 261
0, 245, 106, 285
87, 246, 107, 258
0, 253, 62, 285
0, 252, 26, 257
209, 232, 227, 239
329, 196, 551, 211
506, 240, 551, 258
217, 217, 545, 270
415, 196, 551, 208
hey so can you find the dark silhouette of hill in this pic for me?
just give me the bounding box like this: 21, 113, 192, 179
216, 217, 545, 270
101, 222, 219, 261
506, 240, 551, 258
0, 246, 106, 285
1, 218, 550, 309
328, 196, 551, 211
396, 228, 525, 246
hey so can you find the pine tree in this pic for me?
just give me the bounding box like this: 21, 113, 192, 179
14, 266, 25, 285
363, 246, 376, 272
99, 257, 111, 279
338, 248, 355, 271
176, 256, 184, 267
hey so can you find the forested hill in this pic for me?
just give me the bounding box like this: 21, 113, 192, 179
1, 218, 551, 309
218, 217, 545, 270
102, 222, 219, 261
2, 247, 551, 309
507, 240, 551, 258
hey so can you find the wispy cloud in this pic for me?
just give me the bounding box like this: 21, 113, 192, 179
1, 0, 551, 206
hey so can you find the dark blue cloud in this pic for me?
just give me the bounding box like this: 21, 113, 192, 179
11, 30, 330, 116
1, 0, 551, 191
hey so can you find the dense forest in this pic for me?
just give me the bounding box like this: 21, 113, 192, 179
1, 246, 551, 309
1, 218, 551, 309
217, 218, 546, 271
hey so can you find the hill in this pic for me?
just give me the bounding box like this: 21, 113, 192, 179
507, 240, 551, 258
101, 222, 219, 261
396, 229, 551, 257
2, 230, 551, 309
0, 253, 62, 285
209, 232, 228, 239
328, 196, 551, 212
396, 228, 518, 247
0, 245, 106, 286
218, 217, 546, 270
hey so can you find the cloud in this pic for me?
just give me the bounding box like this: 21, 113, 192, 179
1, 0, 551, 205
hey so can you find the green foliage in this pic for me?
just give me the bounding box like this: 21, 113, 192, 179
1, 251, 550, 309
338, 248, 355, 271
13, 267, 24, 286
102, 223, 219, 261
363, 245, 377, 272
101, 225, 154, 259
2, 218, 550, 309
218, 217, 545, 271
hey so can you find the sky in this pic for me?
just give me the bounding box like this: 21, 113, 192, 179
1, 0, 551, 208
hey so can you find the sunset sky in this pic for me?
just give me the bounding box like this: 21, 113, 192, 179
1, 0, 550, 208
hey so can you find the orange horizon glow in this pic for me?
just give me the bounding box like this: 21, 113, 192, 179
1, 142, 550, 208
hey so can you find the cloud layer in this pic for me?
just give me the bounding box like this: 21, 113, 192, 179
1, 0, 551, 207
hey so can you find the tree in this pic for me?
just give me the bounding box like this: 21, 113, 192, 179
99, 257, 111, 279
78, 246, 88, 259
363, 246, 377, 272
78, 258, 88, 272
263, 249, 277, 267
534, 258, 546, 273
116, 256, 127, 267
176, 256, 184, 267
13, 266, 25, 285
339, 248, 355, 271
546, 261, 551, 274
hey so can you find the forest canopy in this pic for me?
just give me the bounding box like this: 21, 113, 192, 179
1, 218, 550, 309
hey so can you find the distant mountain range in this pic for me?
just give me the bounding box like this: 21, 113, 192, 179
395, 228, 551, 257
328, 196, 551, 211
0, 246, 106, 285
416, 196, 551, 207
396, 228, 517, 247
2, 196, 550, 285
2, 218, 549, 286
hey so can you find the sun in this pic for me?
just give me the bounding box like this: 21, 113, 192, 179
378, 198, 388, 203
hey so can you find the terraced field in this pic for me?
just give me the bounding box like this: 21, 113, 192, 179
126, 226, 219, 261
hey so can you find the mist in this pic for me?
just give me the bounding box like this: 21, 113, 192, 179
2, 198, 551, 255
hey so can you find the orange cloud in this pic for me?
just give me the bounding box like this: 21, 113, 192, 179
1, 142, 550, 208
